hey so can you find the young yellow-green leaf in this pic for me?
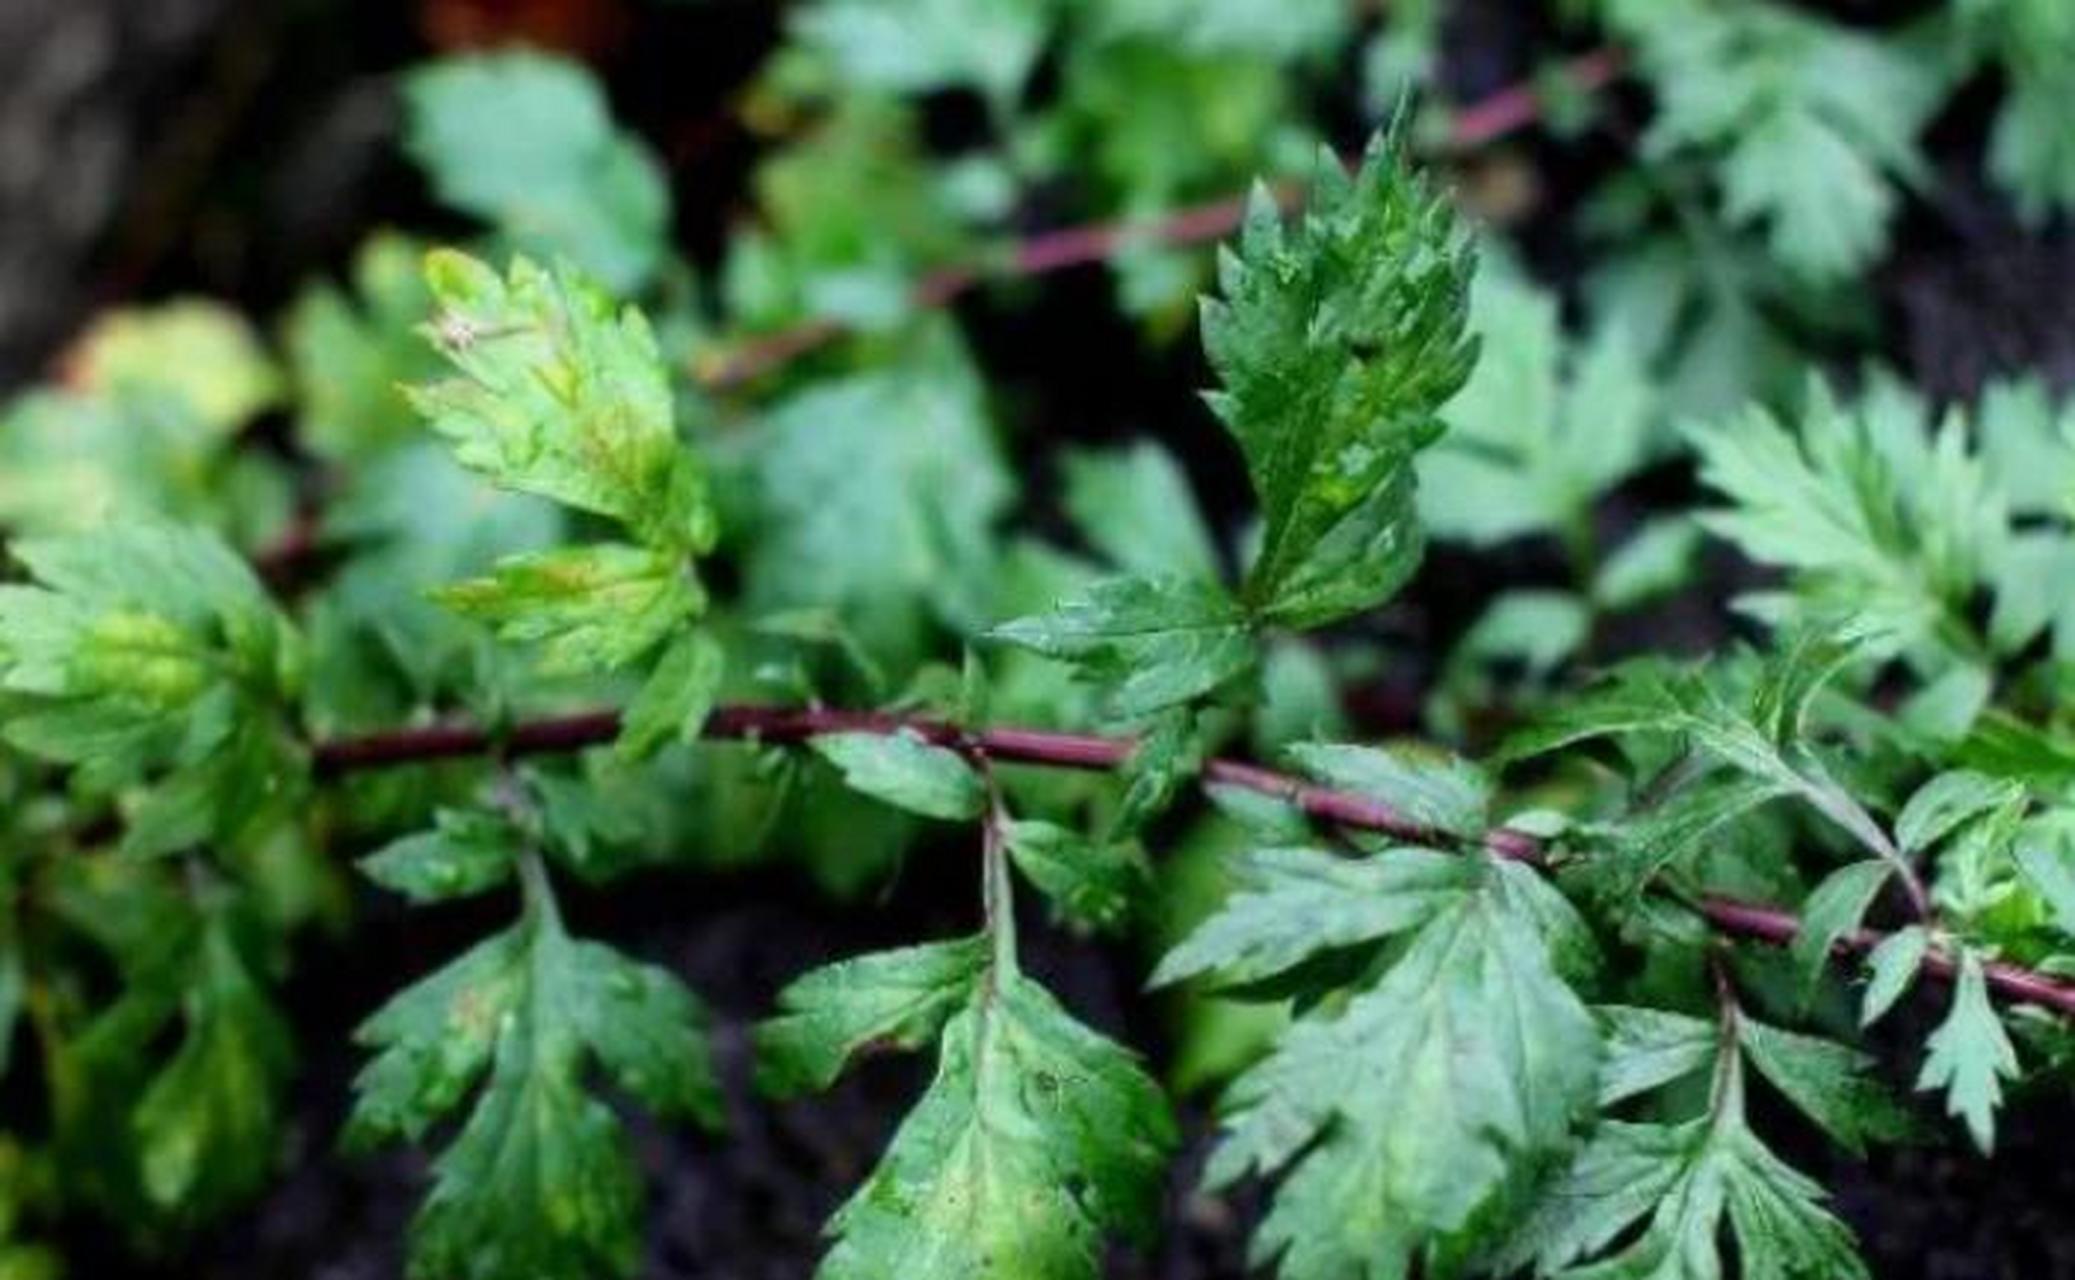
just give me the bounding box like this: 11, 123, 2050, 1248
409, 250, 712, 555
811, 732, 986, 821
617, 630, 725, 760
1199, 856, 1597, 1277
402, 52, 670, 293
1915, 948, 2019, 1153
1789, 860, 1890, 997
348, 897, 721, 1280
69, 299, 281, 436
756, 936, 989, 1096
1201, 129, 1476, 628
1284, 742, 1489, 840
809, 968, 1176, 1280
432, 543, 703, 677
0, 524, 303, 846
989, 573, 1256, 718
360, 809, 521, 904
999, 820, 1149, 933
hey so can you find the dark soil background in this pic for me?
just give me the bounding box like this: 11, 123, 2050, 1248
10, 0, 2075, 1277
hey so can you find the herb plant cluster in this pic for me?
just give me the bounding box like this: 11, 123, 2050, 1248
5, 2, 2075, 1278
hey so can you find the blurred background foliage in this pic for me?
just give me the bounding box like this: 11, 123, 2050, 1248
6, 0, 2075, 1276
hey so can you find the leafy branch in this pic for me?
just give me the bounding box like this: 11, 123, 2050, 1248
302, 698, 2075, 1019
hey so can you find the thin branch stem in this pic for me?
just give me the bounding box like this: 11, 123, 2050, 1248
693, 47, 1624, 391
308, 699, 2075, 1018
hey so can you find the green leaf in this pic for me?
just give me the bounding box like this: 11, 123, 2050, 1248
349, 896, 721, 1280
1592, 517, 1702, 611
1504, 1105, 1866, 1280
1596, 1005, 1716, 1105
131, 916, 294, 1219
1419, 272, 1654, 550
285, 231, 441, 463
432, 543, 703, 676
1895, 771, 2024, 854
755, 936, 989, 1096
1000, 820, 1149, 933
1687, 382, 2004, 660
361, 809, 520, 904
1450, 589, 1593, 683
1503, 1001, 1873, 1278
1284, 742, 1489, 839
1859, 924, 1929, 1027
1589, 772, 1792, 905
1061, 442, 1221, 581
409, 250, 713, 555
1151, 846, 1473, 990
812, 731, 987, 821
0, 389, 253, 540
789, 0, 1052, 105
1201, 130, 1477, 627
1915, 948, 2019, 1153
402, 52, 670, 292
1111, 705, 1208, 835
2012, 817, 2075, 935
799, 962, 1176, 1279
1500, 659, 1760, 766
989, 574, 1257, 718
1966, 0, 2075, 220
561, 938, 725, 1127
617, 630, 725, 760
1503, 639, 1902, 882
1092, 0, 1348, 59
735, 331, 1011, 661
1740, 1019, 1909, 1154
1619, 2, 1939, 280
1202, 857, 1598, 1277
717, 100, 967, 335
1789, 860, 1890, 997
0, 524, 303, 844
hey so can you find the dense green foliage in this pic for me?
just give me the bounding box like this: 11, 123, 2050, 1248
5, 3, 2075, 1279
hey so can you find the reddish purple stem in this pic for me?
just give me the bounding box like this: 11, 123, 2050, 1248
695, 47, 1623, 390
309, 700, 2075, 1018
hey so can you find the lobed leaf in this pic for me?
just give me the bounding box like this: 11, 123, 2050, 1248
1201, 130, 1476, 627
811, 731, 988, 822
409, 250, 712, 555
403, 52, 670, 293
